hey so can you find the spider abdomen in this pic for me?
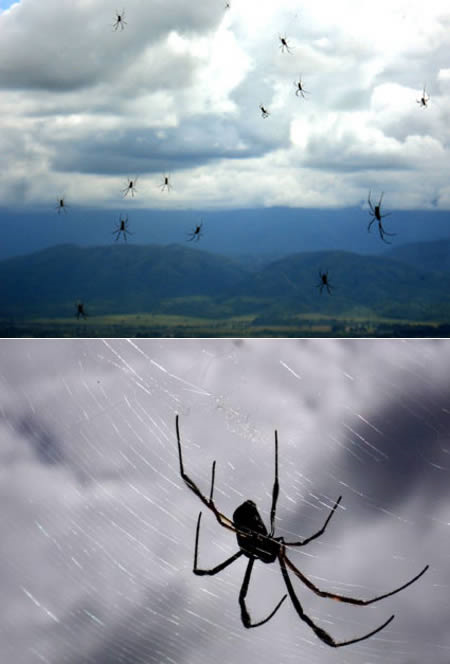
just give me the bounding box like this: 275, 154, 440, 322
233, 500, 279, 563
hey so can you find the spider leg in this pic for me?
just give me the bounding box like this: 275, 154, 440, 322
279, 552, 395, 647
284, 553, 429, 606
239, 557, 287, 628
193, 512, 243, 575
175, 415, 235, 532
368, 216, 376, 232
269, 431, 279, 536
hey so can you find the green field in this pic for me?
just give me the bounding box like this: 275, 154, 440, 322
1, 312, 446, 338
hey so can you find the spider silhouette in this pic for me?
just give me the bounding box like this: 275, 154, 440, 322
317, 270, 332, 295
259, 104, 270, 118
187, 221, 203, 242
416, 85, 429, 108
176, 415, 428, 647
160, 174, 172, 192
122, 177, 138, 198
56, 196, 68, 214
76, 302, 87, 320
113, 9, 127, 31
113, 214, 132, 242
368, 191, 395, 243
279, 35, 293, 53
294, 75, 309, 98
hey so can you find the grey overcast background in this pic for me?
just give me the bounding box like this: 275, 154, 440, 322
1, 0, 450, 258
0, 338, 449, 664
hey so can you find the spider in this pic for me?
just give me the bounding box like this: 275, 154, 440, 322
294, 75, 309, 98
113, 214, 132, 242
122, 177, 138, 198
56, 196, 68, 214
187, 221, 203, 242
317, 270, 333, 295
76, 302, 87, 320
368, 191, 395, 244
160, 174, 172, 192
279, 34, 293, 53
416, 85, 429, 108
225, 1, 231, 8
175, 415, 429, 648
112, 9, 127, 31
259, 104, 270, 118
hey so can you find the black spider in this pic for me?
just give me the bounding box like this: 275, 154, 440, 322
160, 174, 172, 192
317, 270, 332, 295
187, 221, 203, 242
122, 177, 138, 198
368, 191, 395, 243
176, 416, 429, 647
113, 9, 127, 31
56, 196, 68, 214
259, 104, 270, 118
113, 214, 132, 242
416, 85, 429, 108
294, 75, 309, 98
279, 35, 293, 53
76, 302, 87, 320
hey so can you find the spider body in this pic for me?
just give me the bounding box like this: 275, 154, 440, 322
176, 415, 428, 647
417, 86, 429, 107
113, 215, 132, 242
160, 174, 172, 192
259, 104, 270, 118
76, 302, 87, 319
187, 221, 203, 242
56, 197, 67, 214
113, 10, 127, 31
294, 76, 309, 98
279, 35, 293, 53
368, 191, 395, 243
233, 500, 279, 563
317, 270, 332, 295
123, 177, 138, 197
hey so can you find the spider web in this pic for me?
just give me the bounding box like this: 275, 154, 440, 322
0, 339, 449, 664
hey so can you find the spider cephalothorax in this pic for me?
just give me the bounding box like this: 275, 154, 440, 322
176, 415, 428, 647
368, 190, 395, 243
233, 500, 279, 563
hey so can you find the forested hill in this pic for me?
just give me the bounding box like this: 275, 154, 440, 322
1, 242, 450, 321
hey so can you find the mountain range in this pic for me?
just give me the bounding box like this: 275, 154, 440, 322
1, 239, 450, 323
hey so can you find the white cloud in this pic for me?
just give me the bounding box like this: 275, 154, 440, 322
0, 0, 449, 210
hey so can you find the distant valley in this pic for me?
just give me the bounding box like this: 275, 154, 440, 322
1, 239, 450, 336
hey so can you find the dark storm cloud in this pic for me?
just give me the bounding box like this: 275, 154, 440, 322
49, 117, 275, 176
0, 1, 222, 92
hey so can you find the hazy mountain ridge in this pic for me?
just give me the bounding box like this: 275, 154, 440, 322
1, 241, 450, 321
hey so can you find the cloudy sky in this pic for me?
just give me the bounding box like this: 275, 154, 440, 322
0, 338, 449, 664
1, 0, 450, 215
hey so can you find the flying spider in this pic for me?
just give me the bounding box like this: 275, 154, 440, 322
416, 85, 430, 108
259, 104, 270, 118
279, 35, 293, 53
113, 214, 132, 242
56, 196, 68, 214
317, 270, 332, 295
175, 416, 428, 647
368, 191, 395, 244
76, 302, 87, 320
160, 174, 172, 192
294, 75, 309, 98
112, 9, 127, 31
187, 221, 203, 242
122, 177, 138, 198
